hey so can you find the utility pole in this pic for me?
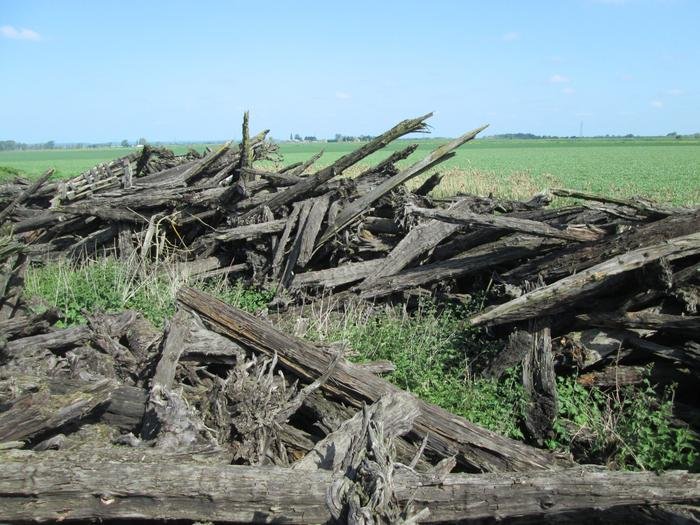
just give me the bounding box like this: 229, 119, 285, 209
579, 121, 583, 138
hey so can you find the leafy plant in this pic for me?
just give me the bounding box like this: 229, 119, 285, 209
549, 376, 697, 471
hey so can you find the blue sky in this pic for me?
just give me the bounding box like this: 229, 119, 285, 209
1, 0, 698, 142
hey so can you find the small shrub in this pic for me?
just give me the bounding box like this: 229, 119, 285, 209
549, 376, 697, 471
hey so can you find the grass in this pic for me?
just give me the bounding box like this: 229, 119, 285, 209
22, 258, 698, 471
1, 137, 698, 204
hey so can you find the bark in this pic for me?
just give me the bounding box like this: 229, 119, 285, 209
177, 286, 567, 472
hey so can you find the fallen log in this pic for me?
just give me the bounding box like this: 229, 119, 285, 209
177, 286, 567, 472
406, 204, 604, 242
0, 378, 116, 444
503, 211, 700, 285
470, 232, 700, 327
0, 452, 697, 523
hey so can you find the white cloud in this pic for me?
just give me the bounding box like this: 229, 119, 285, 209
0, 25, 41, 41
502, 31, 519, 42
549, 74, 570, 83
666, 88, 684, 96
651, 100, 664, 108
335, 91, 351, 100
562, 87, 576, 95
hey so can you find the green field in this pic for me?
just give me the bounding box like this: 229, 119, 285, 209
1, 137, 698, 205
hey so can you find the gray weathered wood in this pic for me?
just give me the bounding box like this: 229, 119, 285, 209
470, 232, 700, 327
317, 124, 488, 247
406, 204, 604, 242
0, 453, 697, 523
239, 113, 433, 220
177, 286, 567, 472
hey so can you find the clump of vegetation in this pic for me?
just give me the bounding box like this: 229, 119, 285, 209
550, 376, 697, 471
24, 257, 273, 327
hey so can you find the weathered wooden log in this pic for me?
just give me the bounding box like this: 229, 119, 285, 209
239, 113, 433, 219
177, 286, 567, 472
0, 169, 54, 223
0, 378, 116, 443
577, 366, 647, 388
406, 204, 604, 242
291, 259, 383, 289
551, 187, 694, 217
293, 392, 419, 471
5, 325, 92, 354
359, 197, 492, 288
522, 318, 558, 445
317, 124, 488, 248
577, 310, 700, 338
470, 232, 700, 327
141, 310, 189, 440
0, 308, 60, 339
296, 194, 330, 268
356, 234, 562, 300
0, 453, 697, 523
504, 211, 700, 284
287, 149, 324, 176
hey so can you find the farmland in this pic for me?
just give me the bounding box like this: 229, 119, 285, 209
1, 137, 698, 205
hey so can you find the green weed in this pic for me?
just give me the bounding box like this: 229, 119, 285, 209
549, 376, 697, 471
23, 257, 273, 327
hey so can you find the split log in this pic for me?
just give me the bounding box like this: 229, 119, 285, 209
504, 211, 700, 284
239, 113, 433, 219
406, 204, 604, 242
356, 234, 562, 300
551, 187, 693, 217
577, 310, 700, 338
0, 169, 54, 223
177, 286, 567, 472
0, 378, 116, 444
317, 124, 488, 247
293, 392, 419, 471
470, 232, 700, 327
291, 259, 384, 290
360, 197, 494, 288
0, 453, 697, 523
287, 149, 324, 176
5, 325, 92, 354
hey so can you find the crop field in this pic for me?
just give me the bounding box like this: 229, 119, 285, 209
1, 137, 698, 205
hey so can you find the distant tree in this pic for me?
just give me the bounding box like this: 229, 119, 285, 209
293, 133, 302, 141
44, 140, 55, 149
304, 136, 317, 142
289, 132, 293, 141
137, 137, 147, 146
121, 139, 130, 147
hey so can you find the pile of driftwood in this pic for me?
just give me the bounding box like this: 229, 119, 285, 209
1, 112, 699, 522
